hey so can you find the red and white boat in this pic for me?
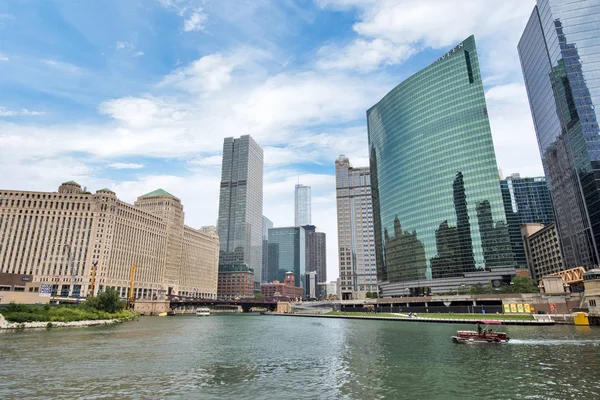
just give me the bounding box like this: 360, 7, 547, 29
451, 320, 509, 344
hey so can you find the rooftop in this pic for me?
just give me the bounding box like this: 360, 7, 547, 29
140, 188, 174, 198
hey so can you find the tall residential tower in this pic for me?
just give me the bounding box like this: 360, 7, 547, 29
518, 0, 600, 270
368, 36, 516, 297
217, 135, 264, 295
295, 184, 311, 227
335, 155, 377, 300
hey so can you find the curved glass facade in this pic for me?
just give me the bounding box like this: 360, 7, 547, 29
368, 36, 515, 295
518, 0, 600, 269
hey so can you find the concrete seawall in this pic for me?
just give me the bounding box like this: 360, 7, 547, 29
0, 313, 123, 330
264, 313, 556, 326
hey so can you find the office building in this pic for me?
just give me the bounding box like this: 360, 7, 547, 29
305, 271, 318, 299
501, 174, 554, 267
0, 181, 219, 299
518, 0, 600, 269
335, 155, 377, 300
368, 36, 516, 297
200, 226, 217, 234
217, 135, 264, 291
267, 227, 305, 288
303, 225, 327, 285
522, 223, 564, 282
294, 184, 311, 226
261, 216, 273, 284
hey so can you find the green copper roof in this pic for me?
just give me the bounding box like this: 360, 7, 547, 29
141, 188, 173, 197
98, 188, 111, 192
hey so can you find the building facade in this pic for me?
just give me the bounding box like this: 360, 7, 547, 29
305, 271, 318, 299
335, 155, 377, 300
0, 182, 219, 300
501, 174, 554, 268
261, 216, 273, 284
368, 36, 516, 297
302, 225, 327, 286
217, 135, 264, 290
294, 184, 311, 227
217, 270, 255, 300
267, 227, 305, 288
260, 272, 303, 299
518, 0, 600, 270
521, 223, 564, 282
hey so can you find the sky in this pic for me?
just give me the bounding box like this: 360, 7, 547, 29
0, 0, 543, 282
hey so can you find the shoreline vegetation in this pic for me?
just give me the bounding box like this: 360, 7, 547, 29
325, 311, 536, 321
0, 288, 137, 330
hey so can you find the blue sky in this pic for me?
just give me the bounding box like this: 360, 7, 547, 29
0, 0, 541, 281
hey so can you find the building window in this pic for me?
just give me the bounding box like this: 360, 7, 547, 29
590, 300, 597, 307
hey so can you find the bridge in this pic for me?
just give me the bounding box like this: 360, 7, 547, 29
168, 295, 295, 312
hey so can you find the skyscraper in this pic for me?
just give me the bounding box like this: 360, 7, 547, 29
518, 0, 600, 270
303, 225, 327, 287
261, 216, 273, 284
335, 155, 377, 300
368, 35, 516, 297
295, 184, 311, 226
500, 174, 554, 268
267, 227, 306, 287
217, 135, 264, 291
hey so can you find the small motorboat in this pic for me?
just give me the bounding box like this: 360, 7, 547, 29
452, 320, 509, 344
196, 307, 211, 316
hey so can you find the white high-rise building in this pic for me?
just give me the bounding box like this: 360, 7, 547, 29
294, 184, 311, 226
335, 155, 377, 300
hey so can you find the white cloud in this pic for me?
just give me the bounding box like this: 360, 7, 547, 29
486, 83, 543, 177
41, 60, 83, 75
108, 162, 144, 169
184, 8, 207, 32
317, 0, 535, 78
0, 54, 8, 62
317, 38, 415, 72
0, 107, 44, 116
116, 41, 134, 50
133, 51, 144, 57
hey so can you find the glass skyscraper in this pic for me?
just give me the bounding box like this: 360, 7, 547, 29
368, 35, 516, 296
501, 174, 554, 268
261, 216, 273, 283
518, 0, 600, 270
217, 135, 264, 286
267, 227, 306, 287
294, 184, 311, 226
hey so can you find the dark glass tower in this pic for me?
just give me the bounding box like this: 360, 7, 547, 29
500, 174, 554, 267
368, 35, 515, 296
518, 0, 600, 269
217, 135, 264, 286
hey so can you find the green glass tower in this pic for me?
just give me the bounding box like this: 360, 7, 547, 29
368, 35, 516, 296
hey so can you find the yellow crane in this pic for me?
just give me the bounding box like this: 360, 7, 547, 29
89, 261, 98, 298
127, 265, 137, 311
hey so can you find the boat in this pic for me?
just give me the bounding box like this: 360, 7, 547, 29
196, 307, 211, 316
158, 312, 168, 317
451, 320, 509, 344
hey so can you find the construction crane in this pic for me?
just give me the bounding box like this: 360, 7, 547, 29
89, 261, 98, 298
127, 265, 137, 311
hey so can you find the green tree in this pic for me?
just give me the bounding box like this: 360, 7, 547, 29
500, 276, 539, 294
365, 291, 379, 299
85, 288, 125, 313
254, 293, 265, 299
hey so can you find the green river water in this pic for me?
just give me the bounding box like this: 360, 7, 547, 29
1, 315, 599, 399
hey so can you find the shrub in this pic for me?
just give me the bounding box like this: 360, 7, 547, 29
84, 288, 125, 313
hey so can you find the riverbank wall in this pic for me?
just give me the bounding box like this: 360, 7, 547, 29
0, 313, 123, 330
264, 312, 556, 326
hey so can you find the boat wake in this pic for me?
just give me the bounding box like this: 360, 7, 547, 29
509, 339, 600, 346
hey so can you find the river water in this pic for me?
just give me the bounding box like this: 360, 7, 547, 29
1, 315, 599, 399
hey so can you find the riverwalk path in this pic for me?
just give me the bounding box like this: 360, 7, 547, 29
265, 312, 555, 326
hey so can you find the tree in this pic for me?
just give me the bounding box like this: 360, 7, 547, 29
365, 291, 379, 299
254, 293, 265, 299
85, 288, 125, 313
499, 276, 539, 294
